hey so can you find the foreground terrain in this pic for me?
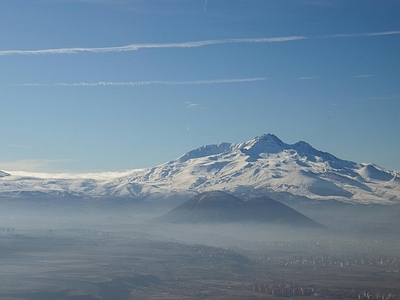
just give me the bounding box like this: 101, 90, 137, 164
1, 212, 400, 300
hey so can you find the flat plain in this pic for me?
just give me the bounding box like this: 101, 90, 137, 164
1, 222, 399, 300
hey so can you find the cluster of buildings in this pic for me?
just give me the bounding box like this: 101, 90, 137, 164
0, 227, 15, 233
252, 283, 400, 300
252, 252, 399, 299
85, 229, 112, 236
265, 253, 399, 271
358, 291, 399, 300
264, 237, 400, 255
252, 283, 313, 296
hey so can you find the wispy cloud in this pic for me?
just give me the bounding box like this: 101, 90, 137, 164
364, 95, 400, 101
183, 101, 199, 109
353, 74, 374, 78
5, 169, 134, 180
13, 77, 267, 87
0, 37, 306, 56
1, 31, 398, 57
0, 159, 74, 173
1, 159, 135, 177
298, 76, 319, 80
318, 30, 400, 39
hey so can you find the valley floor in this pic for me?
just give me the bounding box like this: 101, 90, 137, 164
1, 226, 399, 300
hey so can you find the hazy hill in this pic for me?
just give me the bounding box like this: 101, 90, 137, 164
154, 191, 324, 228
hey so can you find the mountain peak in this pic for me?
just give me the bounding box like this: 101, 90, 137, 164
259, 133, 283, 143
239, 133, 286, 156
155, 191, 324, 227
293, 140, 312, 148
252, 133, 285, 146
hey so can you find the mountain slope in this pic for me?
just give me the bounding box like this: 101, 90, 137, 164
155, 191, 244, 223
1, 134, 399, 205
121, 134, 400, 204
0, 170, 10, 178
155, 191, 324, 228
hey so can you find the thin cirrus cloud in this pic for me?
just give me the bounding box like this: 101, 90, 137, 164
0, 36, 305, 56
298, 76, 319, 80
318, 30, 400, 39
183, 101, 199, 109
0, 31, 398, 57
15, 78, 267, 87
6, 169, 134, 179
353, 74, 374, 78
0, 159, 75, 173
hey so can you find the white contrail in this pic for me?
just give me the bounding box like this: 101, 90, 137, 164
0, 30, 397, 57
353, 74, 374, 78
318, 30, 400, 39
15, 77, 267, 87
0, 37, 305, 56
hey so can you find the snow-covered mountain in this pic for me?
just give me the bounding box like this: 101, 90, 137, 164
1, 134, 400, 205
0, 170, 10, 178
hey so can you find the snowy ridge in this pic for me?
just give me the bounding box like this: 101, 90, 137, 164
0, 170, 10, 178
177, 142, 233, 163
1, 134, 400, 205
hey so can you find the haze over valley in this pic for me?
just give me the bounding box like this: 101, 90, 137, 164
1, 0, 400, 298
2, 135, 400, 299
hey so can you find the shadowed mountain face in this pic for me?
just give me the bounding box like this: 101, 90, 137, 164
155, 191, 324, 228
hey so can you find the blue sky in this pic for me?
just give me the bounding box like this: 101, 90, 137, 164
1, 0, 399, 172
